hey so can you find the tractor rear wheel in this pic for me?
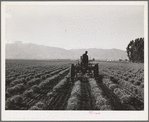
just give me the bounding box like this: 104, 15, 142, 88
94, 64, 99, 78
70, 64, 75, 78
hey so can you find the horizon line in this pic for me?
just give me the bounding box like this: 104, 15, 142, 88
6, 41, 127, 51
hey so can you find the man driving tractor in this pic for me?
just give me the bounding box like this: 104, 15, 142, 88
70, 50, 99, 78
81, 51, 88, 67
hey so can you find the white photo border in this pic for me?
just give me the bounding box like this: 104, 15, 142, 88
1, 1, 148, 121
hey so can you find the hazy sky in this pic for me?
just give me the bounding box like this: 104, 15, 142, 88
5, 3, 144, 50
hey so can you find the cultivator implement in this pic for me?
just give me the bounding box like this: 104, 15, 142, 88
69, 61, 99, 81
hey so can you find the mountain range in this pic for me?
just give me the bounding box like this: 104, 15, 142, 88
6, 41, 128, 60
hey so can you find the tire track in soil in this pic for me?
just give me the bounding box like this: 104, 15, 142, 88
80, 81, 92, 110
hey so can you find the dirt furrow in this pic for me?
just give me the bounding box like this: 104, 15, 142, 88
80, 81, 92, 110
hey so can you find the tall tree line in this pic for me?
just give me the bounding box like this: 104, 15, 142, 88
126, 38, 144, 63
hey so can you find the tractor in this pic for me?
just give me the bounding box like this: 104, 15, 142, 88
70, 56, 99, 81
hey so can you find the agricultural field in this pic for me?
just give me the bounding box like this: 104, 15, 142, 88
5, 60, 144, 110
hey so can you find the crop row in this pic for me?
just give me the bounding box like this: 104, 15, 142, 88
5, 68, 70, 110
66, 80, 81, 110
6, 66, 69, 94
98, 64, 144, 102
6, 65, 69, 87
29, 74, 71, 110
102, 77, 143, 110
88, 78, 112, 110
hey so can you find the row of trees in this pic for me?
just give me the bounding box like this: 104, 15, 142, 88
126, 38, 144, 63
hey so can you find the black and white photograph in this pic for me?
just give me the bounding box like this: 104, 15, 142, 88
1, 1, 148, 121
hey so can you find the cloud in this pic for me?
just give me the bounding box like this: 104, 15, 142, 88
5, 13, 12, 18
